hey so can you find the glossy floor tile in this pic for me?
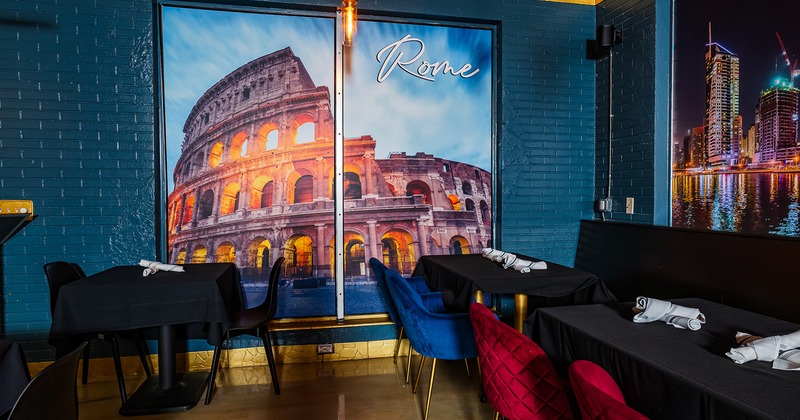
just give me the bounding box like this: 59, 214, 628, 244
78, 356, 495, 419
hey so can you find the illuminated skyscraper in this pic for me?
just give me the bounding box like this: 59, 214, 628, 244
756, 80, 800, 164
689, 126, 705, 168
704, 42, 739, 167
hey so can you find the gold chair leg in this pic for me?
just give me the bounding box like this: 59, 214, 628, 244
413, 356, 426, 394
493, 411, 500, 420
405, 349, 413, 384
463, 358, 470, 377
393, 326, 404, 364
423, 358, 438, 420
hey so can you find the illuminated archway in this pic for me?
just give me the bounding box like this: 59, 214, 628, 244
191, 245, 208, 263
247, 238, 271, 270
209, 142, 224, 168
229, 131, 248, 161
257, 122, 279, 150
285, 235, 313, 277
292, 114, 316, 144
181, 195, 195, 225
448, 194, 461, 211
215, 241, 236, 263
381, 229, 416, 274
406, 180, 431, 205
175, 249, 186, 265
331, 232, 366, 277
220, 183, 240, 215
294, 175, 314, 204
450, 235, 470, 255
250, 175, 274, 208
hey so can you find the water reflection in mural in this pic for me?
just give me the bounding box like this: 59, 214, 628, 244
672, 172, 800, 236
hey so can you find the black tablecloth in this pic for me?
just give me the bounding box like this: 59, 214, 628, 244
0, 339, 29, 418
526, 298, 800, 419
49, 263, 243, 348
412, 254, 616, 312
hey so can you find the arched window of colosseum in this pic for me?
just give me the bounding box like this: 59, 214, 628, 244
480, 200, 490, 226
261, 182, 274, 207
381, 229, 415, 274
336, 232, 365, 277
257, 123, 279, 151
461, 180, 473, 195
249, 176, 274, 208
209, 142, 224, 168
215, 241, 236, 263
294, 175, 314, 204
191, 245, 208, 263
465, 198, 476, 211
248, 238, 271, 270
175, 249, 186, 265
220, 183, 240, 215
285, 235, 313, 277
448, 194, 462, 211
343, 172, 362, 200
180, 164, 191, 184
181, 195, 195, 225
198, 189, 215, 219
450, 236, 470, 255
229, 131, 248, 161
295, 122, 315, 144
406, 181, 431, 205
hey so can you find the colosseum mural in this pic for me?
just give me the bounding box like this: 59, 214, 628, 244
166, 47, 492, 318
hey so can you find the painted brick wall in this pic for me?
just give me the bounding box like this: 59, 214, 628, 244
0, 0, 598, 360
595, 0, 670, 224
499, 0, 597, 265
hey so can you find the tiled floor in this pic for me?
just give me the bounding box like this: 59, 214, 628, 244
78, 356, 495, 419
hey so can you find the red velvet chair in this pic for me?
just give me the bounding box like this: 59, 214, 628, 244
568, 360, 648, 420
469, 302, 573, 420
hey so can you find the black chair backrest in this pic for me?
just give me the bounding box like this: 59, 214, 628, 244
43, 262, 85, 315
254, 257, 285, 320
8, 341, 87, 420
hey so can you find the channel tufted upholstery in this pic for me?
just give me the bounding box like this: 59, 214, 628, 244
469, 302, 573, 420
569, 360, 648, 420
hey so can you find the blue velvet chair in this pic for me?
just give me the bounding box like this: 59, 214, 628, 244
369, 258, 444, 381
384, 268, 478, 420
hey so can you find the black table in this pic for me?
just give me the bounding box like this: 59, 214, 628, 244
526, 298, 800, 419
0, 339, 30, 418
49, 263, 242, 416
412, 254, 615, 331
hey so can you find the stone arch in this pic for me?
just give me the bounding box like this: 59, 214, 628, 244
247, 237, 271, 270
329, 163, 363, 199
215, 241, 236, 262
406, 180, 431, 205
330, 231, 366, 277
220, 182, 240, 215
461, 180, 473, 195
480, 200, 491, 226
257, 122, 279, 151
198, 189, 215, 219
181, 194, 195, 225
448, 194, 461, 211
450, 235, 470, 255
175, 248, 187, 265
209, 141, 224, 168
286, 169, 315, 204
291, 113, 316, 144
285, 234, 313, 277
191, 244, 208, 263
380, 229, 416, 274
465, 198, 476, 211
229, 131, 248, 161
250, 175, 275, 209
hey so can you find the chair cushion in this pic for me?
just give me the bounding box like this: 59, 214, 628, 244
470, 303, 573, 420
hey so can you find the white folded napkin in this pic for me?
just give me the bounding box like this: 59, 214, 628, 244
632, 296, 706, 330
498, 253, 547, 273
726, 330, 800, 367
139, 259, 185, 276
773, 349, 800, 371
481, 248, 509, 262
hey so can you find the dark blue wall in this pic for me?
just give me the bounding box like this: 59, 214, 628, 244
0, 0, 667, 361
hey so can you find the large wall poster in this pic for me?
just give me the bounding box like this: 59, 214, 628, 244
672, 0, 800, 236
160, 5, 495, 318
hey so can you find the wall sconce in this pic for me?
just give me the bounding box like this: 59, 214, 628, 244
341, 0, 357, 47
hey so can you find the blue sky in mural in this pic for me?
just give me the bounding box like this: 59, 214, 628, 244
162, 7, 492, 191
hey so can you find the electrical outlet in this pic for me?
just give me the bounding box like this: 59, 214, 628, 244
625, 197, 634, 214
317, 343, 334, 354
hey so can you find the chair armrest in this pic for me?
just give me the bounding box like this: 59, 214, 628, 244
406, 276, 433, 294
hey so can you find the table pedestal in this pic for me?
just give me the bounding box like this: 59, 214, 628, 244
119, 325, 209, 416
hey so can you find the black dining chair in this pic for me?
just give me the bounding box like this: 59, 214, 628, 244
205, 257, 285, 405
44, 261, 152, 403
7, 341, 87, 420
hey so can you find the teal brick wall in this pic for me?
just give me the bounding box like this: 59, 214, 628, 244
1, 0, 611, 361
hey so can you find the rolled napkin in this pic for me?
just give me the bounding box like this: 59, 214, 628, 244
482, 248, 509, 262
502, 253, 518, 269
632, 296, 706, 330
773, 349, 800, 371
139, 259, 185, 277
725, 330, 800, 365
508, 258, 547, 273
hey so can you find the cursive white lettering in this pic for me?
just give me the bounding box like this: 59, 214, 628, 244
376, 34, 481, 83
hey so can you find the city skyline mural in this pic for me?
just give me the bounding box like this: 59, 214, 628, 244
672, 0, 800, 236
159, 6, 495, 318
